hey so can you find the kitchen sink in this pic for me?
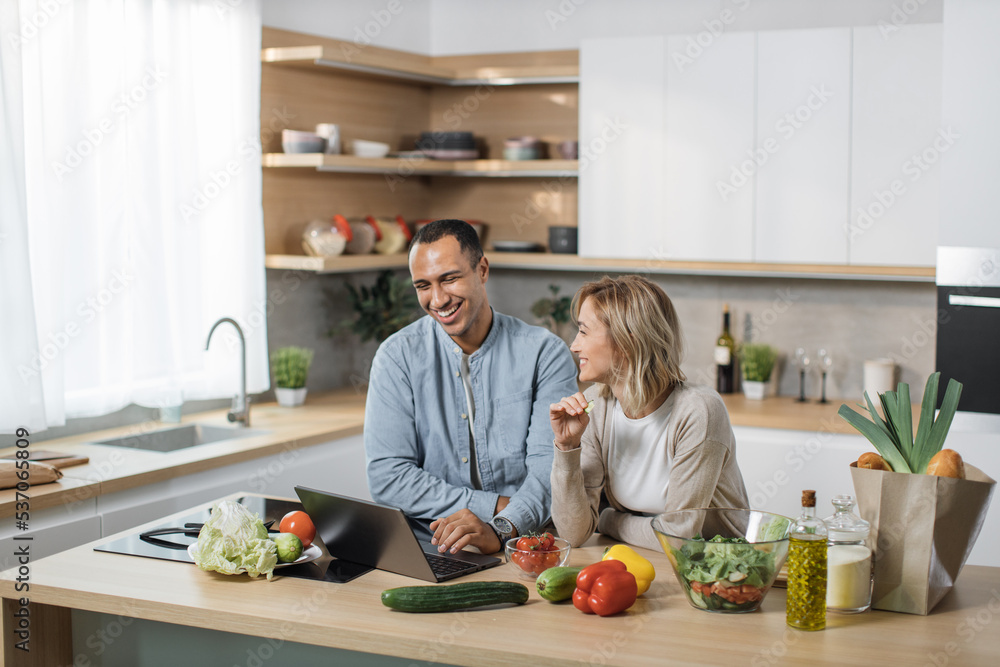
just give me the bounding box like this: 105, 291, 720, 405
93, 424, 269, 453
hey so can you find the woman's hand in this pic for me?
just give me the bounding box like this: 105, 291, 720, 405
550, 392, 591, 451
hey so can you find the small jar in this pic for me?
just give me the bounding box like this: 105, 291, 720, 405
302, 216, 352, 257
823, 495, 872, 613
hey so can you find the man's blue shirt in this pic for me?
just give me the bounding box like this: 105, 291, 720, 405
364, 310, 578, 534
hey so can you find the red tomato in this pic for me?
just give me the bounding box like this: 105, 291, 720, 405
517, 535, 540, 551
279, 510, 316, 549
537, 532, 555, 551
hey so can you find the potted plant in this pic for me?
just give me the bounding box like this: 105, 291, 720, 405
331, 270, 421, 344
530, 284, 572, 340
738, 343, 778, 400
271, 346, 314, 407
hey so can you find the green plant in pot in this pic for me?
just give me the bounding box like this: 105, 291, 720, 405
332, 270, 421, 344
271, 346, 314, 407
738, 343, 778, 400
530, 284, 572, 338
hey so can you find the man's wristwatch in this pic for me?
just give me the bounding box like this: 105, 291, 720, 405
491, 515, 516, 544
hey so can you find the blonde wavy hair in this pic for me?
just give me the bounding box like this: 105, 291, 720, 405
572, 275, 686, 416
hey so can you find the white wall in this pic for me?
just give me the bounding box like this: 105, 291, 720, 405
940, 0, 1000, 248
261, 0, 432, 53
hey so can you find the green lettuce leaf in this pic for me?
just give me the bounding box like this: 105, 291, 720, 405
189, 500, 277, 580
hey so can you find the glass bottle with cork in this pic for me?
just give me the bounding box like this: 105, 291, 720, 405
787, 489, 828, 630
715, 303, 735, 394
824, 495, 872, 613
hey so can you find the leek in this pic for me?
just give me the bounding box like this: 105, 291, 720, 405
838, 373, 962, 475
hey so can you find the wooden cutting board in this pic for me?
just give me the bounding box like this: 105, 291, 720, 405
0, 450, 90, 469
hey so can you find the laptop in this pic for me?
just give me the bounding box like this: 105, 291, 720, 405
294, 485, 502, 582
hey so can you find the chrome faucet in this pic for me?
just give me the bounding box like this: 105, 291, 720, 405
205, 317, 250, 427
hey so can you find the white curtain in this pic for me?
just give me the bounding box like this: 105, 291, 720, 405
0, 0, 267, 433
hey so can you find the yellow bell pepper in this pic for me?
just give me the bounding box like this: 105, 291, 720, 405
602, 544, 655, 595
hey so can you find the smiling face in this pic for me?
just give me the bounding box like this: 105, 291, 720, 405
571, 297, 617, 385
409, 235, 492, 353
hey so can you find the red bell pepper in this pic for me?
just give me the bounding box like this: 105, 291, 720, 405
572, 560, 638, 616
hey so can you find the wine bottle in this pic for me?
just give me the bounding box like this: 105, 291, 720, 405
787, 490, 828, 631
715, 303, 735, 394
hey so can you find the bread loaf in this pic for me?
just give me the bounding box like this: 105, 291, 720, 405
925, 449, 965, 479
857, 452, 893, 471
0, 460, 63, 490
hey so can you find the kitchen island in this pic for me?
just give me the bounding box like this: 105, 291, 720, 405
2, 493, 998, 666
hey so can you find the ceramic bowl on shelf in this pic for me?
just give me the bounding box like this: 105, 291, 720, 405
504, 536, 571, 580
351, 139, 391, 158
282, 129, 326, 154
651, 508, 793, 614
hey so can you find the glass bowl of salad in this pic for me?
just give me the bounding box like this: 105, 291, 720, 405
505, 533, 571, 580
651, 508, 793, 613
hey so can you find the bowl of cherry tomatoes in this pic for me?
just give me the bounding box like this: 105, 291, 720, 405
505, 533, 571, 580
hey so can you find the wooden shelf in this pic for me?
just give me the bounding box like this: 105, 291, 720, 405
265, 253, 409, 273
483, 253, 936, 281
265, 250, 935, 281
263, 153, 578, 177
261, 43, 579, 86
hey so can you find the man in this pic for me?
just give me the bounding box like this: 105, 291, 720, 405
364, 219, 578, 554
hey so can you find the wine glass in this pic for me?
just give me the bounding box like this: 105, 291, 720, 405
795, 347, 811, 402
817, 348, 833, 404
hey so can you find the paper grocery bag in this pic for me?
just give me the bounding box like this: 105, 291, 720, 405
850, 462, 995, 615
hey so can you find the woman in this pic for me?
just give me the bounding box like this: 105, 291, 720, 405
549, 275, 749, 551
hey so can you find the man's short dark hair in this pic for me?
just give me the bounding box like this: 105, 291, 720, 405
410, 219, 484, 268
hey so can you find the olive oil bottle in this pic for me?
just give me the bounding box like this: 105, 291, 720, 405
786, 490, 828, 631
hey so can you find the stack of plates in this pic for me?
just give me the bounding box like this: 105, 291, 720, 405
416, 132, 478, 160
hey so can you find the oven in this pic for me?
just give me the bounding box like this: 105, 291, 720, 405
936, 246, 1000, 430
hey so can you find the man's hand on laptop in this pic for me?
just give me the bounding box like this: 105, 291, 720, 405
429, 509, 501, 555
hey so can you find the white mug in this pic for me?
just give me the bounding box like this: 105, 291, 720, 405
315, 123, 341, 154
863, 358, 896, 399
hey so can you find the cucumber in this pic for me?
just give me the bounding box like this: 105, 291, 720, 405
381, 581, 529, 613
535, 566, 583, 602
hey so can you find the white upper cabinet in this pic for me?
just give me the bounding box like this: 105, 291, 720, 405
755, 28, 852, 264
662, 32, 756, 262
850, 24, 942, 267
578, 36, 665, 259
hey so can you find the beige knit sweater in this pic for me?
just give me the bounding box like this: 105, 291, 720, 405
550, 383, 750, 551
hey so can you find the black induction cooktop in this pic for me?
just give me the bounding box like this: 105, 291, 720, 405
95, 495, 371, 583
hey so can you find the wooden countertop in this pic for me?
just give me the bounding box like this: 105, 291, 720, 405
0, 390, 880, 517
2, 493, 996, 666
722, 394, 894, 435
0, 389, 366, 516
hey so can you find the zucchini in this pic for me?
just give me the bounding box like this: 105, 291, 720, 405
536, 566, 583, 602
381, 581, 529, 613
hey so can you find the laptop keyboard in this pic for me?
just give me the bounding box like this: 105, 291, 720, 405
426, 553, 473, 577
